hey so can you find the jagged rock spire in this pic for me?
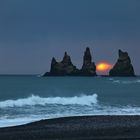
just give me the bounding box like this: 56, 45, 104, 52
118, 49, 131, 63
51, 57, 57, 65
62, 52, 72, 65
109, 49, 135, 76
50, 57, 57, 73
81, 47, 96, 76
44, 51, 78, 76
83, 47, 92, 65
43, 47, 97, 76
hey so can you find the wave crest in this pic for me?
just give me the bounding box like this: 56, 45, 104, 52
0, 94, 98, 108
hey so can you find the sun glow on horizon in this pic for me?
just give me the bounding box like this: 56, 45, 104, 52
97, 62, 113, 72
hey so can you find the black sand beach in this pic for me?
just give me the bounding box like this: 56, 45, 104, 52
0, 116, 140, 140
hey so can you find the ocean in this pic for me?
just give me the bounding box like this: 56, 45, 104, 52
0, 75, 140, 127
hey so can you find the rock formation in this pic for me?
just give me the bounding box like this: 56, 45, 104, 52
43, 52, 79, 76
80, 47, 96, 76
109, 49, 135, 76
43, 47, 97, 76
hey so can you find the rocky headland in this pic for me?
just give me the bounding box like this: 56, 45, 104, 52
109, 49, 135, 77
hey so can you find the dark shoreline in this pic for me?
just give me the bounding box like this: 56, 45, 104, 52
0, 116, 140, 140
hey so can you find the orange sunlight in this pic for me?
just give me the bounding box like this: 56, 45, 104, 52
97, 62, 113, 72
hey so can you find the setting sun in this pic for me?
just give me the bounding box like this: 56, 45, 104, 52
97, 62, 113, 72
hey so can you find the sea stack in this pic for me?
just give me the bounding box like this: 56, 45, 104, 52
80, 47, 96, 76
109, 49, 135, 76
43, 52, 79, 76
43, 47, 97, 76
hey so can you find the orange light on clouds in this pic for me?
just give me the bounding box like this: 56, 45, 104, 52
97, 62, 113, 72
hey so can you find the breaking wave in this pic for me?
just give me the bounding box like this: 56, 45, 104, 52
0, 94, 98, 108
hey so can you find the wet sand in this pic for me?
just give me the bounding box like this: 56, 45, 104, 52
0, 116, 140, 140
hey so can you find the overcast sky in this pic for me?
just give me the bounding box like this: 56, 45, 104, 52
0, 0, 140, 75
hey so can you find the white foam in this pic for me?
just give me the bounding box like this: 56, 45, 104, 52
113, 80, 120, 83
113, 79, 140, 84
122, 80, 140, 84
136, 80, 140, 83
0, 94, 98, 108
1, 105, 140, 128
109, 78, 114, 80
0, 117, 38, 128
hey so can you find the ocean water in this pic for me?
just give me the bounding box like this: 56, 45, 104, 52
0, 75, 140, 127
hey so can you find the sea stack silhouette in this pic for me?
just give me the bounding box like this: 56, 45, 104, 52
43, 47, 97, 76
44, 52, 79, 76
80, 47, 96, 76
109, 49, 135, 77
